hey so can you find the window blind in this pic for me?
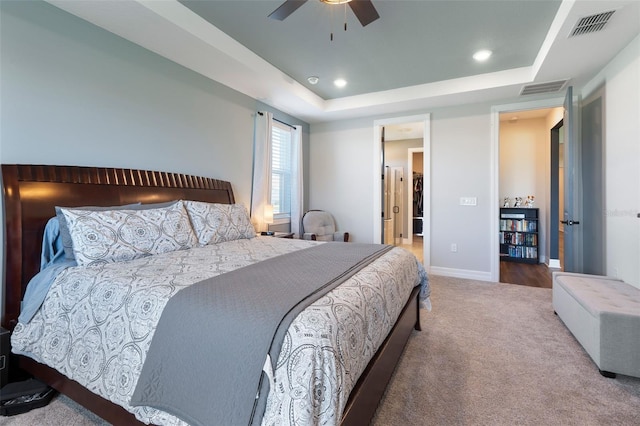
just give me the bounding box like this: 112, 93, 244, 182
271, 121, 293, 218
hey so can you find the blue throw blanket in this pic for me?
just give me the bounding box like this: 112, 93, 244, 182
19, 217, 76, 324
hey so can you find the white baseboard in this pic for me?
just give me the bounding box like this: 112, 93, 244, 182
428, 266, 493, 282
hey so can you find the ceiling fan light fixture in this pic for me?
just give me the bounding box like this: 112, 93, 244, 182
307, 76, 320, 85
269, 0, 378, 27
320, 0, 351, 5
473, 49, 492, 62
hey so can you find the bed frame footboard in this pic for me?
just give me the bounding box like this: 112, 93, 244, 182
341, 285, 421, 425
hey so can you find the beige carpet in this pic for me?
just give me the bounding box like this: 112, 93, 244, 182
372, 275, 640, 425
3, 275, 639, 425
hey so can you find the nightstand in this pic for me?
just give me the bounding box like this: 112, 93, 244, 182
1, 327, 30, 388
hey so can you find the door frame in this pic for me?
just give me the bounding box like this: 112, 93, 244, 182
373, 114, 431, 269
549, 119, 563, 269
407, 147, 424, 244
490, 98, 564, 282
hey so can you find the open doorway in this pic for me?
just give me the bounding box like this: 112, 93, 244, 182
373, 114, 430, 269
382, 126, 421, 240
380, 129, 424, 260
493, 91, 606, 284
550, 119, 564, 270
497, 107, 562, 287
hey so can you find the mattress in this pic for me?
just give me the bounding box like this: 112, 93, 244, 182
11, 236, 426, 425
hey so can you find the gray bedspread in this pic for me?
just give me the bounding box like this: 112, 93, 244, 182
130, 242, 392, 426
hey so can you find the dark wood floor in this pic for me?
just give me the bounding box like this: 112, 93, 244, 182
500, 232, 563, 288
500, 261, 554, 288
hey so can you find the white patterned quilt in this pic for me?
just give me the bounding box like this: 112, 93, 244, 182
11, 237, 425, 425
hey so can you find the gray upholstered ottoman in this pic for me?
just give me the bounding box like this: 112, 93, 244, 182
552, 272, 640, 378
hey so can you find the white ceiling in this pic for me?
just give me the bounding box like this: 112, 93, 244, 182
384, 122, 425, 141
46, 0, 640, 124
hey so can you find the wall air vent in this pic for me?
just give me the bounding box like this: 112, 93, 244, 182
520, 80, 568, 96
569, 11, 615, 37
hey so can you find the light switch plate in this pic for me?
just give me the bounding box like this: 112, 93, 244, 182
460, 197, 477, 206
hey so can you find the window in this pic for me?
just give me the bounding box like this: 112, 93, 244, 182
270, 120, 293, 220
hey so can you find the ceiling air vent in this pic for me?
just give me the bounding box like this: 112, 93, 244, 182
520, 80, 568, 96
569, 11, 615, 37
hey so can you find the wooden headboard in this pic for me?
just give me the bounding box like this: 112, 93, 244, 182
1, 164, 235, 330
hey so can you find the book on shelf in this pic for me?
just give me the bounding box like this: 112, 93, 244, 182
507, 245, 538, 259
501, 213, 525, 219
499, 232, 538, 246
499, 219, 537, 232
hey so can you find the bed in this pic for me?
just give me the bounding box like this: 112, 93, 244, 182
1, 164, 428, 425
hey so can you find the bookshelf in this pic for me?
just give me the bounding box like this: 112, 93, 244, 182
499, 207, 539, 264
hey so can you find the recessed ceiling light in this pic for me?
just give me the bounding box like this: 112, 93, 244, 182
473, 49, 492, 62
307, 76, 319, 85
334, 78, 347, 88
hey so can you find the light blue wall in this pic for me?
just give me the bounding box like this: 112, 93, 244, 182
1, 0, 256, 199
310, 104, 493, 277
0, 1, 309, 315
582, 34, 640, 288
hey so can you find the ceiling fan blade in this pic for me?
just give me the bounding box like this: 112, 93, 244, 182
268, 0, 307, 21
348, 0, 380, 27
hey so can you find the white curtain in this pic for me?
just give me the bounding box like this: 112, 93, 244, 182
291, 125, 303, 237
251, 111, 273, 232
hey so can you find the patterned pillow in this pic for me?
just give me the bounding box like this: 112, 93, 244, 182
60, 201, 197, 266
55, 203, 141, 260
184, 201, 256, 245
55, 201, 179, 260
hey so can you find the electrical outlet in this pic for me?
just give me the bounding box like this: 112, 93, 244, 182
451, 243, 457, 252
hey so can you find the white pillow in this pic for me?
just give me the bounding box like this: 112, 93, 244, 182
183, 201, 256, 245
61, 201, 197, 266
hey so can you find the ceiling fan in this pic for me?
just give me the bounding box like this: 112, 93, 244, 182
269, 0, 380, 27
